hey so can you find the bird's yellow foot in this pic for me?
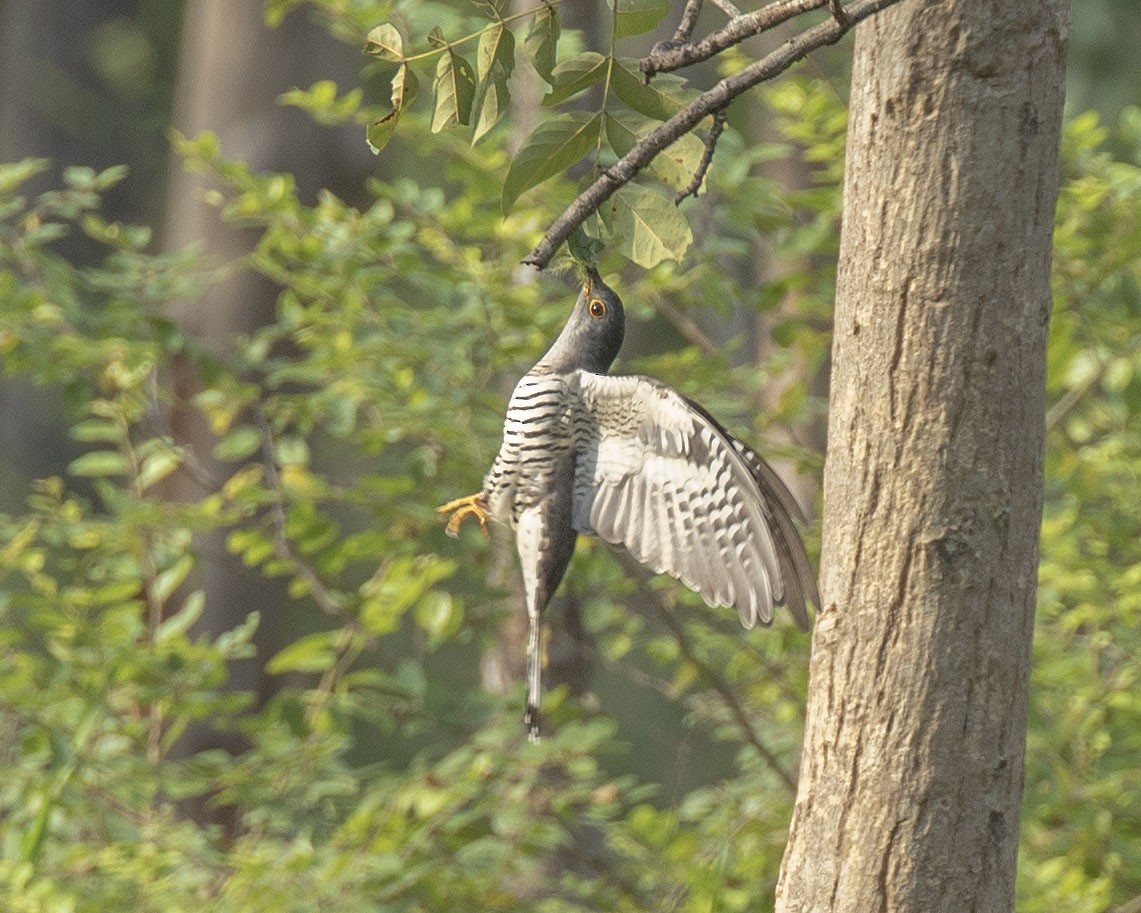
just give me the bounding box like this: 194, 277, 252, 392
437, 493, 490, 538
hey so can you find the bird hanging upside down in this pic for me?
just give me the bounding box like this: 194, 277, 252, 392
439, 268, 819, 740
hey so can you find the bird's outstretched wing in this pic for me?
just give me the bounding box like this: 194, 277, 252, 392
570, 373, 817, 630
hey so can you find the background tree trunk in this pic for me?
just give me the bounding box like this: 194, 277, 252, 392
161, 0, 371, 707
776, 2, 1069, 911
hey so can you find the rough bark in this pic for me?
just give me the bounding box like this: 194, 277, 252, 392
776, 1, 1069, 911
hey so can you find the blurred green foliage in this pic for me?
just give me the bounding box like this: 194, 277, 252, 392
1021, 107, 1141, 913
0, 61, 839, 910
0, 4, 1139, 911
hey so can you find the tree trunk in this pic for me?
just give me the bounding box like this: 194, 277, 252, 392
776, 2, 1069, 911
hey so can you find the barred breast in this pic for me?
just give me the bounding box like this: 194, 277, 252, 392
481, 370, 575, 527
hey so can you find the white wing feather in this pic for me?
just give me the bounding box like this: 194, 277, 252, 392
570, 373, 814, 629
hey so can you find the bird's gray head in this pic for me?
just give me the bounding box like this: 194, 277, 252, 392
539, 267, 625, 374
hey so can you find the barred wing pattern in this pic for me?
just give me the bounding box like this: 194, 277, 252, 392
571, 373, 816, 630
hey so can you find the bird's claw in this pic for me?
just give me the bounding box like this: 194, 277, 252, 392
437, 493, 490, 538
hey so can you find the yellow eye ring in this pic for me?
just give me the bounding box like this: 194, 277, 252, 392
588, 298, 606, 318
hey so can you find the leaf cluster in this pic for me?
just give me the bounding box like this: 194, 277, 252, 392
360, 1, 708, 267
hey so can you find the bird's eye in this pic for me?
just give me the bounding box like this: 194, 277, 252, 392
588, 298, 606, 319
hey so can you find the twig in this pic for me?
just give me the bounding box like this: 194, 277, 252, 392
656, 299, 719, 354
654, 600, 798, 793
829, 0, 854, 28
676, 106, 729, 203
1045, 363, 1105, 432
672, 0, 704, 43
524, 0, 905, 269
642, 0, 830, 80
709, 0, 743, 17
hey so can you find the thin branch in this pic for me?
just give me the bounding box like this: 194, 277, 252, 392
672, 0, 704, 43
829, 0, 854, 28
1045, 362, 1105, 432
642, 0, 830, 81
676, 106, 729, 203
656, 300, 719, 354
399, 1, 565, 64
709, 0, 744, 17
654, 600, 798, 793
524, 0, 904, 269
1042, 340, 1141, 433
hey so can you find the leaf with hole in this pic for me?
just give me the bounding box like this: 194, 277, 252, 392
543, 52, 609, 107
502, 111, 602, 212
367, 64, 419, 153
600, 184, 693, 267
606, 110, 706, 192
364, 23, 404, 62
431, 51, 476, 133
524, 5, 560, 82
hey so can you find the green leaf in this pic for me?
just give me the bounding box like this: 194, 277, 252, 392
543, 52, 609, 107
69, 450, 128, 478
472, 64, 511, 144
599, 184, 693, 267
431, 50, 476, 132
359, 556, 455, 636
364, 23, 404, 62
476, 23, 515, 82
472, 24, 515, 143
415, 590, 460, 646
213, 425, 261, 462
267, 630, 341, 675
70, 419, 122, 443
92, 164, 129, 191
155, 591, 205, 643
609, 0, 671, 37
152, 554, 195, 607
137, 448, 182, 491
274, 435, 310, 467
502, 111, 602, 212
568, 224, 604, 263
368, 64, 419, 154
524, 5, 560, 82
611, 59, 689, 121
281, 81, 362, 126
606, 110, 706, 191
0, 158, 49, 194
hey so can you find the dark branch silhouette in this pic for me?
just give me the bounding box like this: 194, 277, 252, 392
642, 0, 833, 81
676, 106, 729, 203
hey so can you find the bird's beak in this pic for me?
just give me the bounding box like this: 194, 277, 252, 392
583, 266, 601, 297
